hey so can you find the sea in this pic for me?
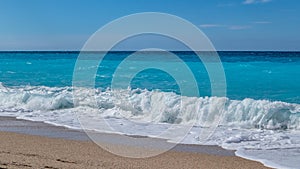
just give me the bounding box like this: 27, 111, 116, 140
0, 51, 299, 168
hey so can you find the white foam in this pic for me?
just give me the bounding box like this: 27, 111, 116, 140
1, 84, 300, 168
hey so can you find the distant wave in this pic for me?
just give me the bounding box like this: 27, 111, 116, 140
0, 82, 299, 130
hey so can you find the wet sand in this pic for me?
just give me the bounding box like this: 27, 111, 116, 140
0, 117, 269, 169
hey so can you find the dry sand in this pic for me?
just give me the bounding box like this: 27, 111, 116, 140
0, 131, 270, 169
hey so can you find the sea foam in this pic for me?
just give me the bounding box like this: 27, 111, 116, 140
1, 83, 300, 168
0, 83, 299, 130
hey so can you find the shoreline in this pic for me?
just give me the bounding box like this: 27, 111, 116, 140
0, 116, 270, 168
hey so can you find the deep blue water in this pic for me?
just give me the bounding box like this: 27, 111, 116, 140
0, 51, 299, 103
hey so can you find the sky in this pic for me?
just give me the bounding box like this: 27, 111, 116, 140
0, 0, 299, 51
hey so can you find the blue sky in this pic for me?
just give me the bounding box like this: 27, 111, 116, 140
0, 0, 299, 51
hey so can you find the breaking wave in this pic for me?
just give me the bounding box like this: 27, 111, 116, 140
0, 82, 299, 130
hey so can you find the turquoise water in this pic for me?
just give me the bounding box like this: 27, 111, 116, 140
1, 51, 299, 103
1, 51, 300, 168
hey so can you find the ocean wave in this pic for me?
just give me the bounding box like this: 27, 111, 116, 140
1, 83, 300, 168
0, 83, 299, 130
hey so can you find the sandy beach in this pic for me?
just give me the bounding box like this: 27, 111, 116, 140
0, 117, 269, 169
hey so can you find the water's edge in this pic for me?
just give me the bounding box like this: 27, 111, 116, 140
0, 116, 236, 157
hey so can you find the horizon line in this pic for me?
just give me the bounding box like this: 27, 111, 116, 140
0, 50, 300, 53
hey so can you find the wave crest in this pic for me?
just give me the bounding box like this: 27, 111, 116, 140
0, 84, 299, 130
